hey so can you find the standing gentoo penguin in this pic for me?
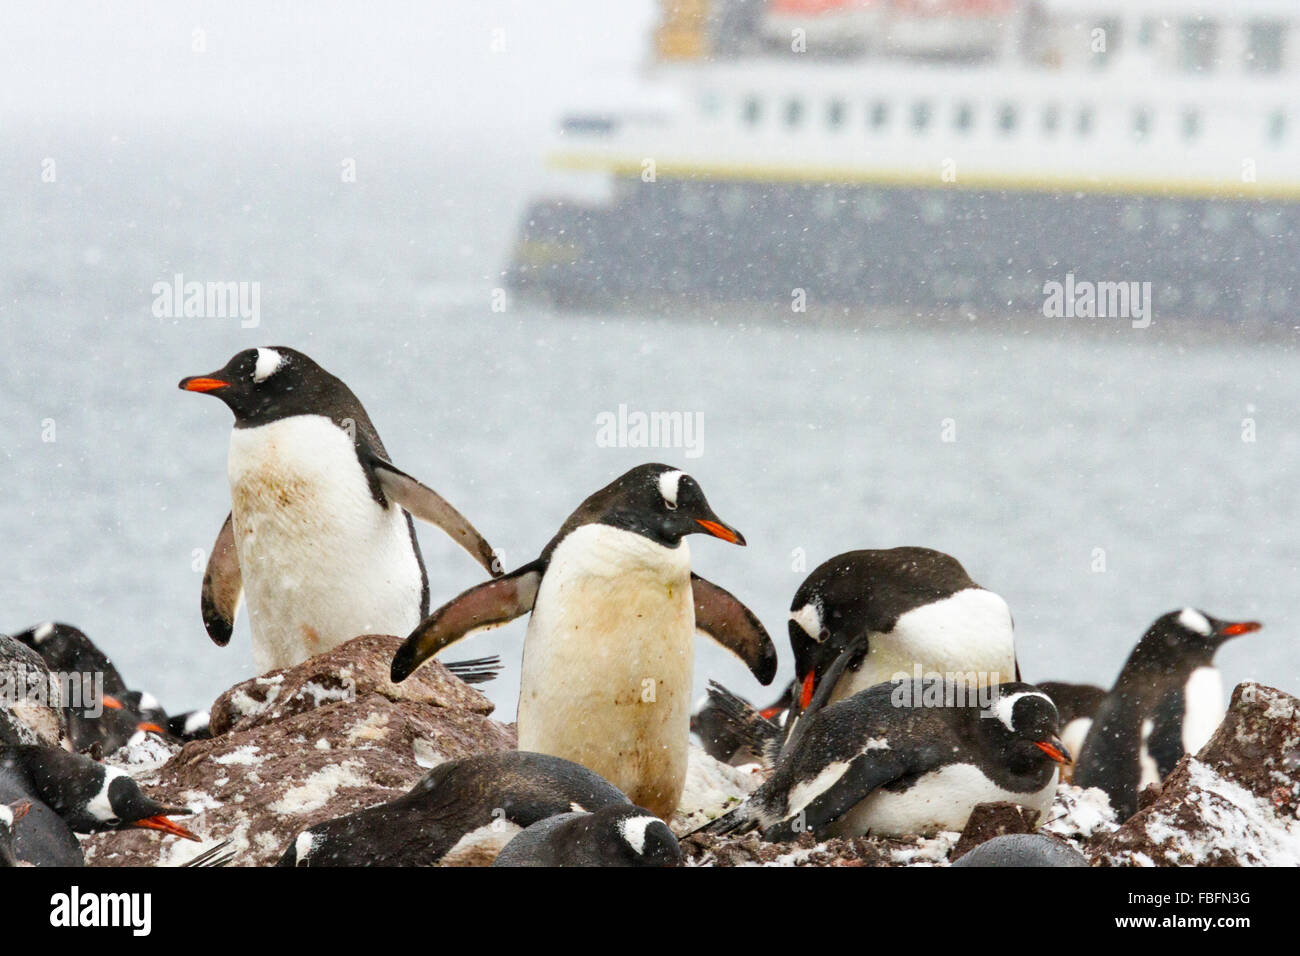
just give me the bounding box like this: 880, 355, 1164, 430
0, 745, 198, 866
492, 804, 682, 867
179, 347, 502, 672
701, 681, 1069, 840
1074, 608, 1260, 820
787, 548, 1018, 718
391, 464, 777, 818
277, 751, 631, 867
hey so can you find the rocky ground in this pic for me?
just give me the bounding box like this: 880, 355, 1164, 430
80, 636, 1300, 866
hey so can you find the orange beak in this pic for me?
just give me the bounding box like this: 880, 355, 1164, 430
180, 376, 229, 393
695, 519, 745, 545
136, 722, 166, 734
1034, 739, 1072, 764
131, 815, 201, 841
758, 705, 784, 720
8, 801, 31, 823
1217, 621, 1261, 637
800, 671, 816, 711
102, 695, 123, 711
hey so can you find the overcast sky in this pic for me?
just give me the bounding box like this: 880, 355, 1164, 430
0, 1, 657, 134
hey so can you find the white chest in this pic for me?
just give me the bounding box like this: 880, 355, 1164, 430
227, 416, 423, 671
517, 524, 695, 815
1181, 666, 1225, 754
829, 762, 1059, 839
835, 588, 1017, 700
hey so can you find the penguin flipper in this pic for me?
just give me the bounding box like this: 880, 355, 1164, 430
765, 750, 913, 841
391, 563, 543, 682
370, 459, 502, 578
201, 512, 242, 647
691, 574, 778, 685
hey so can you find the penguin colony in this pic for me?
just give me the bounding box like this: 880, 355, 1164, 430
0, 347, 1265, 867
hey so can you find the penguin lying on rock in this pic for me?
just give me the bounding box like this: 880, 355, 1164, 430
391, 463, 777, 819
0, 745, 198, 866
493, 804, 682, 867
700, 680, 1069, 841
1074, 608, 1260, 821
277, 751, 632, 867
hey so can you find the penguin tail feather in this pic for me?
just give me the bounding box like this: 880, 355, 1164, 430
705, 680, 783, 767
183, 839, 236, 868
443, 655, 504, 685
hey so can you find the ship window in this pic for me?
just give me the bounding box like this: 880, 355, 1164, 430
997, 104, 1018, 134
1132, 108, 1151, 141
1246, 21, 1284, 73
1181, 109, 1201, 140
1077, 107, 1094, 136
742, 96, 762, 125
953, 102, 974, 133
911, 101, 932, 132
1042, 104, 1061, 134
1268, 110, 1286, 144
869, 101, 890, 130
785, 99, 804, 127
827, 99, 846, 129
1178, 20, 1218, 73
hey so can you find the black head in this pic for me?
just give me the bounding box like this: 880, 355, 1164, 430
72, 772, 198, 841
179, 347, 358, 428
982, 684, 1072, 775
1134, 608, 1261, 670
786, 548, 977, 713
557, 463, 746, 551
594, 806, 683, 867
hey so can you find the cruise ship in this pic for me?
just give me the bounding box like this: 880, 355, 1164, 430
509, 1, 1300, 321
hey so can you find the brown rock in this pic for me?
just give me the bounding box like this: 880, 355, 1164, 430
1093, 682, 1300, 867
82, 635, 517, 867
950, 801, 1040, 861
209, 634, 495, 736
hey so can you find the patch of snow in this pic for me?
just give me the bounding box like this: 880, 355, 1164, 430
213, 745, 263, 766
1044, 783, 1118, 845
413, 739, 446, 769
268, 762, 371, 815
672, 744, 764, 835
1140, 759, 1300, 866
892, 831, 960, 866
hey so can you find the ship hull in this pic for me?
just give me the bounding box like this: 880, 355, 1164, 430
509, 178, 1299, 321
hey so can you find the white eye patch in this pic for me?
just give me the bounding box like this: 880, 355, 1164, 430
617, 815, 659, 855
253, 348, 284, 383
1177, 608, 1212, 636
658, 470, 685, 508
32, 622, 55, 644
991, 690, 1053, 732
789, 603, 825, 642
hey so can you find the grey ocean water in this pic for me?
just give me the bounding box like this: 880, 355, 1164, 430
4, 128, 1298, 718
